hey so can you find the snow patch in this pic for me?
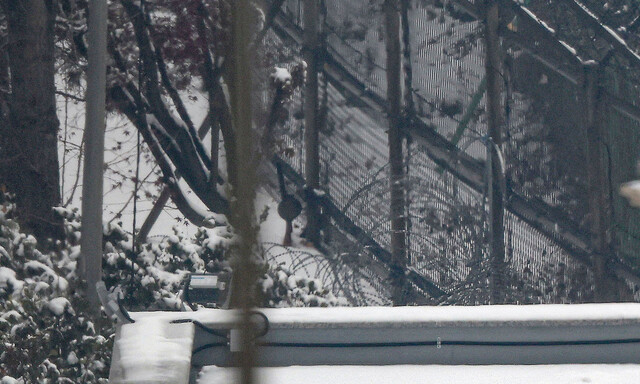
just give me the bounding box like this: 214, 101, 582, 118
1, 310, 22, 321
47, 297, 72, 316
521, 6, 556, 34
128, 303, 640, 327
0, 267, 23, 294
271, 67, 292, 84
116, 317, 193, 383
558, 40, 577, 56
67, 352, 79, 365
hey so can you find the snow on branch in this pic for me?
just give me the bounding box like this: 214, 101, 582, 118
519, 5, 556, 35
508, 1, 583, 65
565, 0, 640, 65
121, 0, 212, 183
67, 1, 230, 223
109, 84, 229, 216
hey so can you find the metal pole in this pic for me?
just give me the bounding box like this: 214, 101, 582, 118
384, 0, 407, 305
230, 1, 258, 383
582, 62, 618, 302
303, 0, 321, 245
484, 0, 505, 305
80, 0, 108, 307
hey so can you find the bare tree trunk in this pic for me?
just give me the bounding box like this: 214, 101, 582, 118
384, 0, 407, 306
0, 0, 62, 241
0, 31, 9, 160
209, 118, 220, 194
484, 0, 505, 305
81, 0, 109, 306
304, 0, 321, 245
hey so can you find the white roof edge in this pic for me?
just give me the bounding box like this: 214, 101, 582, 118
129, 303, 640, 327
197, 364, 640, 384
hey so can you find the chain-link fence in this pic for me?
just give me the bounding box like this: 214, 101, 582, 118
266, 0, 640, 304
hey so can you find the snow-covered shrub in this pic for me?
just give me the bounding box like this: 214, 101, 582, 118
1, 199, 345, 382
50, 205, 233, 311
0, 202, 112, 383
0, 203, 231, 382
102, 225, 234, 311
258, 265, 348, 308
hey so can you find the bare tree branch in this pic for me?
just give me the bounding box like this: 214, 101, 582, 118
137, 113, 217, 242
109, 84, 229, 214
147, 21, 212, 168
67, 0, 231, 222
197, 1, 238, 189
122, 0, 211, 191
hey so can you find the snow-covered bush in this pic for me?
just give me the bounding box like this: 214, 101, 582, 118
258, 265, 348, 308
101, 225, 234, 311
0, 202, 112, 383
0, 199, 345, 382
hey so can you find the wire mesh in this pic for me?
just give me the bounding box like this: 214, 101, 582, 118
268, 0, 640, 304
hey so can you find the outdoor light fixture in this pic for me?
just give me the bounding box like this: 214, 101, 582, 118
183, 272, 232, 309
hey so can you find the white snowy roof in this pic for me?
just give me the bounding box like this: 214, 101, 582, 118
110, 304, 640, 383
130, 303, 640, 328
110, 319, 194, 384
197, 364, 640, 384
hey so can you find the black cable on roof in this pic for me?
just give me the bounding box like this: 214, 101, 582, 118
257, 337, 640, 348
171, 319, 229, 341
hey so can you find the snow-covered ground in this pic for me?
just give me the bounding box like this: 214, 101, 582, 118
56, 80, 212, 239
255, 189, 390, 305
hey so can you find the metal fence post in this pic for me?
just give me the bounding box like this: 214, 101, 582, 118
384, 0, 408, 305
230, 1, 259, 383
582, 62, 619, 302
484, 0, 506, 305
304, 0, 321, 245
